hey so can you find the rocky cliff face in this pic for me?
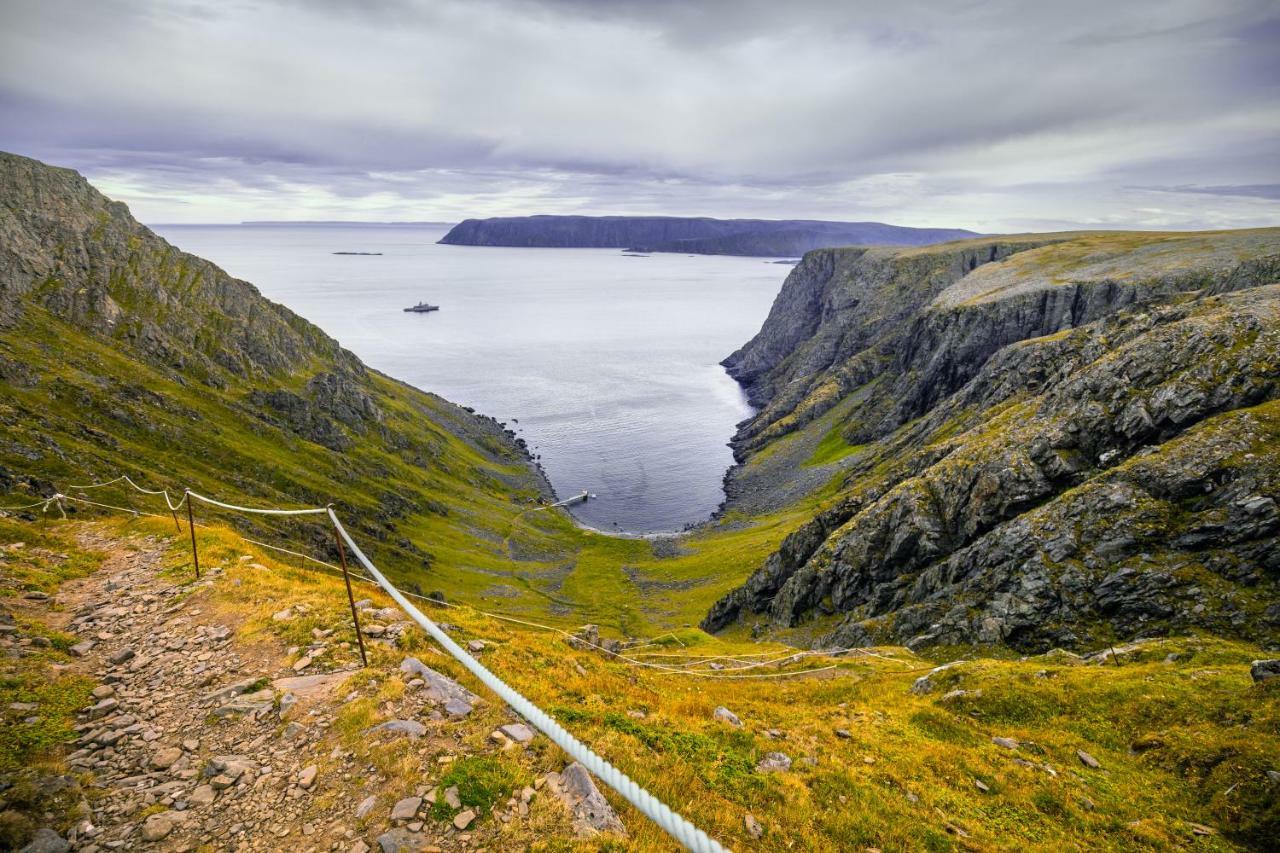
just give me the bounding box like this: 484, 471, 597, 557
439, 215, 975, 256
707, 229, 1280, 651
0, 151, 549, 582
0, 154, 358, 385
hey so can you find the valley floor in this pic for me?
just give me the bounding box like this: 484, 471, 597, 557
1, 514, 1277, 851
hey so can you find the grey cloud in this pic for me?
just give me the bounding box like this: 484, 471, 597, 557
1134, 184, 1280, 200
0, 0, 1276, 228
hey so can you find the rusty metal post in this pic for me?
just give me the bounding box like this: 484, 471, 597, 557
331, 514, 368, 667
169, 504, 182, 533
185, 492, 200, 580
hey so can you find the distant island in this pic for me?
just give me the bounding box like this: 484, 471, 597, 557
438, 215, 978, 257
239, 220, 455, 227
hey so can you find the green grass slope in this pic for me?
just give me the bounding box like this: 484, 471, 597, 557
0, 150, 562, 597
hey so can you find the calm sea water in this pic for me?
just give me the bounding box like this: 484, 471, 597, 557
154, 224, 785, 533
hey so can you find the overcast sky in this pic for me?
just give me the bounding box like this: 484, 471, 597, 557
2, 0, 1278, 230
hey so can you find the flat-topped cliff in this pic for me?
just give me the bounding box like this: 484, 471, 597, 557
709, 228, 1280, 652
438, 215, 977, 256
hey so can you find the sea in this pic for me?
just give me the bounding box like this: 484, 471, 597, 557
154, 224, 786, 534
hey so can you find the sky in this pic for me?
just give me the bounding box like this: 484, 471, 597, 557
1, 0, 1278, 231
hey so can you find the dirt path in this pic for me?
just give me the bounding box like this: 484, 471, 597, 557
24, 525, 580, 852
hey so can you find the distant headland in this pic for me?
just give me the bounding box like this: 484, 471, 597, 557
438, 215, 978, 257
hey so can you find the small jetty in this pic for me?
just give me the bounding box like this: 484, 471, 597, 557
555, 490, 591, 506
403, 302, 440, 313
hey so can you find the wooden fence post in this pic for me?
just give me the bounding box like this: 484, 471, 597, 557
330, 512, 368, 667
185, 492, 200, 580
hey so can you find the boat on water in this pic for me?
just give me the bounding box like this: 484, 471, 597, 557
403, 302, 440, 313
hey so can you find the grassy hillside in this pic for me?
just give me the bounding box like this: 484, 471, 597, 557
0, 152, 825, 642
3, 515, 1277, 850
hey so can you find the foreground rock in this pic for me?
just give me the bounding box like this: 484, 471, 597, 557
546, 762, 627, 837
1251, 659, 1280, 683
400, 656, 480, 716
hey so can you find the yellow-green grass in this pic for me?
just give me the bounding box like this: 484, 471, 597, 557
16, 514, 1274, 851
0, 515, 103, 597
0, 522, 101, 846
806, 425, 866, 468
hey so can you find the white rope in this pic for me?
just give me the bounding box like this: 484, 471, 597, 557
124, 476, 186, 511
60, 493, 161, 519
44, 483, 860, 674
65, 475, 128, 490
83, 495, 838, 679
37, 476, 840, 845
240, 535, 345, 572
67, 474, 188, 511
121, 475, 168, 496
0, 497, 59, 511
185, 490, 328, 517
327, 509, 729, 853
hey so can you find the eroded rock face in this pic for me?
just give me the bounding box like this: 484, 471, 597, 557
708, 230, 1280, 651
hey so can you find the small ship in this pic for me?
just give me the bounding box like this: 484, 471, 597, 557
403, 302, 440, 313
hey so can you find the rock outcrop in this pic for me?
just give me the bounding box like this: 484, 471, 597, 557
707, 229, 1280, 651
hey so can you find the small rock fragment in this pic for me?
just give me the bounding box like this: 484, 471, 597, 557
140, 811, 175, 842
369, 719, 427, 738
18, 827, 69, 853
189, 784, 216, 807
713, 706, 742, 727
298, 765, 318, 789
390, 796, 422, 821
549, 762, 627, 837
1250, 659, 1280, 683
757, 752, 792, 773
499, 722, 535, 744
151, 746, 184, 769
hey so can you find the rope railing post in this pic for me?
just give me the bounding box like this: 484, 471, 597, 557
185, 490, 200, 580
329, 506, 368, 668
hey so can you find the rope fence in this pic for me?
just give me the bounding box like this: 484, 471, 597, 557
3, 473, 939, 850
6, 475, 735, 852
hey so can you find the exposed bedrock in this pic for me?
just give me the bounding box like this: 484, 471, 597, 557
706, 229, 1280, 650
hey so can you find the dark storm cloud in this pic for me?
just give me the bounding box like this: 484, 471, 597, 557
0, 0, 1276, 226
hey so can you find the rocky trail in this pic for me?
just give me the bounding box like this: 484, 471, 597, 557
10, 525, 624, 852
